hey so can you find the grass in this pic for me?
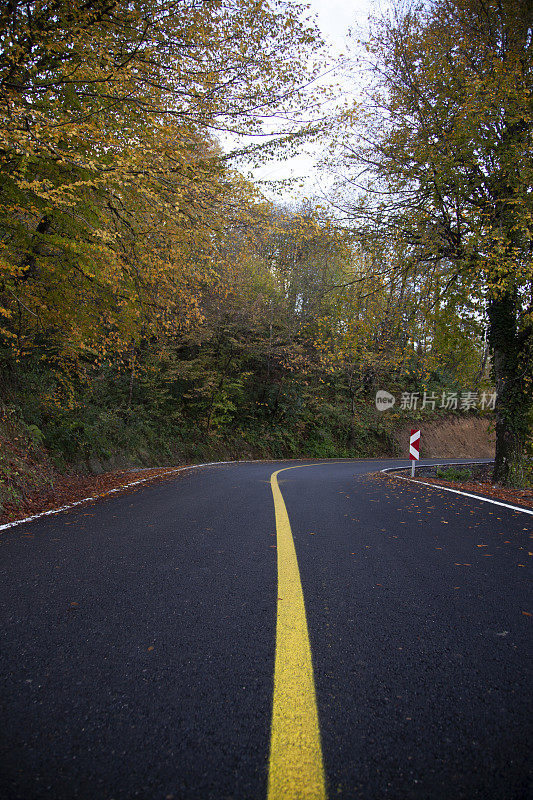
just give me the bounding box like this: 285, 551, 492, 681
435, 466, 473, 481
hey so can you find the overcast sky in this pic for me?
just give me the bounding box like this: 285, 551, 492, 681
241, 0, 382, 201
307, 0, 374, 50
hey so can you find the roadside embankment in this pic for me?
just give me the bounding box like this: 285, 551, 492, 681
393, 416, 495, 458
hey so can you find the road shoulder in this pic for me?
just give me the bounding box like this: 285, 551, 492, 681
380, 467, 533, 513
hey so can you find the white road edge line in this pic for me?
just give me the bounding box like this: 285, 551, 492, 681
0, 460, 261, 532
6, 458, 530, 531
0, 457, 396, 532
381, 463, 533, 516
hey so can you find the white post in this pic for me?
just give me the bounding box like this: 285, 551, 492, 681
411, 460, 415, 477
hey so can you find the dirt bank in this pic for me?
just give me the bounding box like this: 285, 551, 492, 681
393, 415, 495, 459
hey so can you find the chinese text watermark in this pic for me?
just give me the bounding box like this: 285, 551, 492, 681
375, 390, 496, 412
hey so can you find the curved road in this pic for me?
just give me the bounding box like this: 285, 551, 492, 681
0, 459, 531, 799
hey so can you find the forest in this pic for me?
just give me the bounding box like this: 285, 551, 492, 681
0, 0, 531, 513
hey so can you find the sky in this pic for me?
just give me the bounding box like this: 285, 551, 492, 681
240, 0, 381, 201
307, 0, 374, 50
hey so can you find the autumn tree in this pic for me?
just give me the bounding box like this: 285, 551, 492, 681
0, 0, 323, 360
334, 0, 533, 484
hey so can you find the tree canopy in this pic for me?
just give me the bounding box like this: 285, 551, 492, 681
330, 0, 533, 483
0, 0, 528, 501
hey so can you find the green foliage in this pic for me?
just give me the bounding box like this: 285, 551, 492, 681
0, 405, 55, 511
0, 0, 505, 514
331, 0, 532, 485
435, 467, 472, 482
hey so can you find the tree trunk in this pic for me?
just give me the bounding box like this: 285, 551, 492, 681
16, 215, 51, 283
488, 290, 532, 486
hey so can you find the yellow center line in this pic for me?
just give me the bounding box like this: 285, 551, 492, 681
268, 464, 336, 800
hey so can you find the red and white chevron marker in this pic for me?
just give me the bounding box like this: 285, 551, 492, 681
409, 429, 420, 476
409, 429, 420, 459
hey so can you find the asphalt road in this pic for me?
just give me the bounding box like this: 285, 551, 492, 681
0, 459, 531, 800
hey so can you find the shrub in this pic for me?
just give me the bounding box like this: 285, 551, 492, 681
436, 466, 472, 481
